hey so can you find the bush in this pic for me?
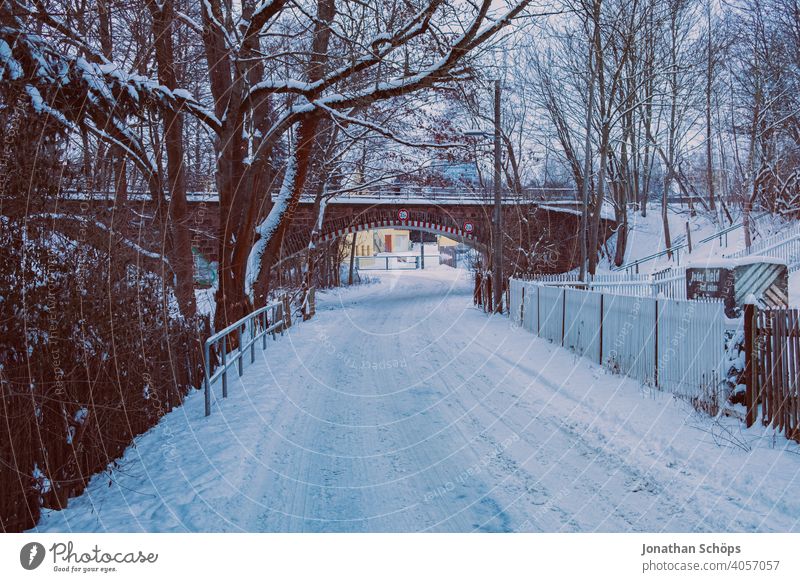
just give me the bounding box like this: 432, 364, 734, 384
0, 222, 206, 531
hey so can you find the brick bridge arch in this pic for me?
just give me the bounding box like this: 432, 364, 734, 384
276, 201, 616, 271
279, 207, 490, 260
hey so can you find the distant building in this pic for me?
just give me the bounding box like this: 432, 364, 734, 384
344, 229, 412, 255
439, 162, 479, 186
374, 228, 411, 253
437, 235, 458, 248
344, 231, 375, 256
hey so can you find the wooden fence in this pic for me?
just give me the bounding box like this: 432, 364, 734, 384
510, 278, 740, 409
743, 306, 800, 441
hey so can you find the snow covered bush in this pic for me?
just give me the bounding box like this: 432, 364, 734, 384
0, 84, 206, 532
0, 220, 208, 531
723, 328, 746, 406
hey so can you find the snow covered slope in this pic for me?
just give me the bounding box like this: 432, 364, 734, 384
597, 206, 796, 275
34, 266, 800, 532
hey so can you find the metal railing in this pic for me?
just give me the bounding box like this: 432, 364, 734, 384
724, 223, 800, 271
615, 213, 771, 274
60, 186, 580, 205
203, 298, 289, 416
355, 255, 421, 270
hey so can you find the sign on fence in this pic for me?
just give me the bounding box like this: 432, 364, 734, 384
686, 259, 788, 317
686, 267, 734, 308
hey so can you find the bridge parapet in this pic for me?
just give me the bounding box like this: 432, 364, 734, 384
59, 186, 579, 206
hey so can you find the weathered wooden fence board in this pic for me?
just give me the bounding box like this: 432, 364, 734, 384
754, 308, 800, 441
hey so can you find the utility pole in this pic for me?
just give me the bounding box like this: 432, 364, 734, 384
579, 41, 595, 283
493, 79, 503, 313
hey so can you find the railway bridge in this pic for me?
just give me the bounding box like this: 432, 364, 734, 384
58, 186, 615, 275
189, 187, 615, 273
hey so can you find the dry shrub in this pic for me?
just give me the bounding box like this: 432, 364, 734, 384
0, 221, 207, 531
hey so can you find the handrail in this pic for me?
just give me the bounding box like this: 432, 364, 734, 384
724, 222, 800, 259
615, 213, 769, 274
203, 299, 289, 417
355, 255, 421, 270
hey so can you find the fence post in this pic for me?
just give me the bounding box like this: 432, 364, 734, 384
561, 287, 566, 346
262, 311, 268, 349
283, 294, 292, 329
654, 298, 659, 388
685, 221, 693, 253
238, 324, 244, 376
222, 345, 228, 398
599, 293, 604, 365
250, 317, 255, 363
744, 302, 758, 427
204, 341, 211, 417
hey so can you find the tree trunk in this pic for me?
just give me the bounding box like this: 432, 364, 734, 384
149, 0, 196, 318
705, 0, 716, 212
348, 234, 357, 285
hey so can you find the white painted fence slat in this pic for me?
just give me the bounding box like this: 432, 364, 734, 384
601, 293, 657, 385
510, 279, 524, 326
563, 288, 602, 363
523, 284, 538, 333
538, 285, 565, 344
507, 278, 738, 408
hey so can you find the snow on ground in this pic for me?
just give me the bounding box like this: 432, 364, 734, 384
34, 266, 800, 532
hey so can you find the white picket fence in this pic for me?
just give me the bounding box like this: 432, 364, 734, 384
724, 223, 800, 271
517, 268, 687, 299
510, 278, 742, 406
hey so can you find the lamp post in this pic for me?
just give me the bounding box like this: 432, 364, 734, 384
464, 80, 503, 313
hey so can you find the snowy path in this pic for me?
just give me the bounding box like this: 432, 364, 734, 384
35, 267, 800, 532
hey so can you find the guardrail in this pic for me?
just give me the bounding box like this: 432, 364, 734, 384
203, 297, 290, 417
519, 269, 688, 299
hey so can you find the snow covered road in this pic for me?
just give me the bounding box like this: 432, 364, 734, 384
35, 267, 800, 532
